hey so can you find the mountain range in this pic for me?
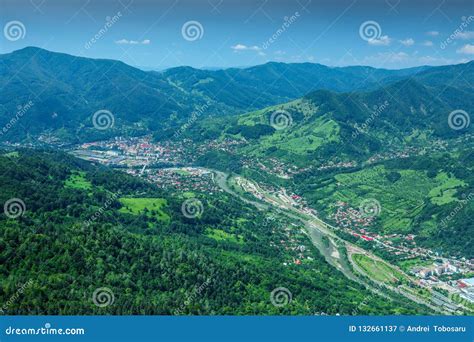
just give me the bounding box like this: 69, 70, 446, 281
1, 47, 473, 315
2, 47, 472, 143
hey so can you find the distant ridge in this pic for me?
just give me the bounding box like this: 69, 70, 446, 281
0, 46, 471, 142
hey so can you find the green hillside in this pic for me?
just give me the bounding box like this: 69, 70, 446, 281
189, 77, 473, 256
0, 47, 459, 144
1, 47, 472, 145
0, 150, 427, 315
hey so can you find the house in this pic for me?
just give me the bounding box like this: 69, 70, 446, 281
420, 269, 432, 278
458, 277, 474, 288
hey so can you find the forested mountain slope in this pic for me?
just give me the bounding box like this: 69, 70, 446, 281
0, 150, 427, 314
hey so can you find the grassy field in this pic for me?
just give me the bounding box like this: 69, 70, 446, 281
256, 115, 340, 155
3, 151, 19, 158
119, 197, 170, 223
64, 171, 92, 190
205, 228, 243, 244
174, 169, 190, 176
396, 257, 434, 273
236, 99, 305, 127
182, 191, 196, 198
428, 172, 466, 205
352, 253, 407, 284
233, 99, 340, 158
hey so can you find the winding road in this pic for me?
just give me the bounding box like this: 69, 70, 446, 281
197, 167, 458, 314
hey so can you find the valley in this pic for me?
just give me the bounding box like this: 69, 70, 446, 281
2, 149, 432, 315
59, 134, 474, 314
0, 47, 473, 316
158, 169, 474, 314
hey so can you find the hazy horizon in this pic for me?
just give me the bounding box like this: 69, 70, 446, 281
3, 45, 473, 72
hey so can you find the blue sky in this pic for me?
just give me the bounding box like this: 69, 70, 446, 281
1, 0, 473, 69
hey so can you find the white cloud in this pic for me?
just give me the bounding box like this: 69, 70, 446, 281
231, 44, 262, 51
399, 38, 415, 46
454, 31, 474, 40
231, 44, 265, 57
231, 44, 248, 50
457, 44, 474, 54
426, 31, 439, 36
115, 39, 151, 45
421, 40, 433, 46
367, 35, 391, 46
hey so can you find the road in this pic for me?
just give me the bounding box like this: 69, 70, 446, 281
197, 167, 458, 314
